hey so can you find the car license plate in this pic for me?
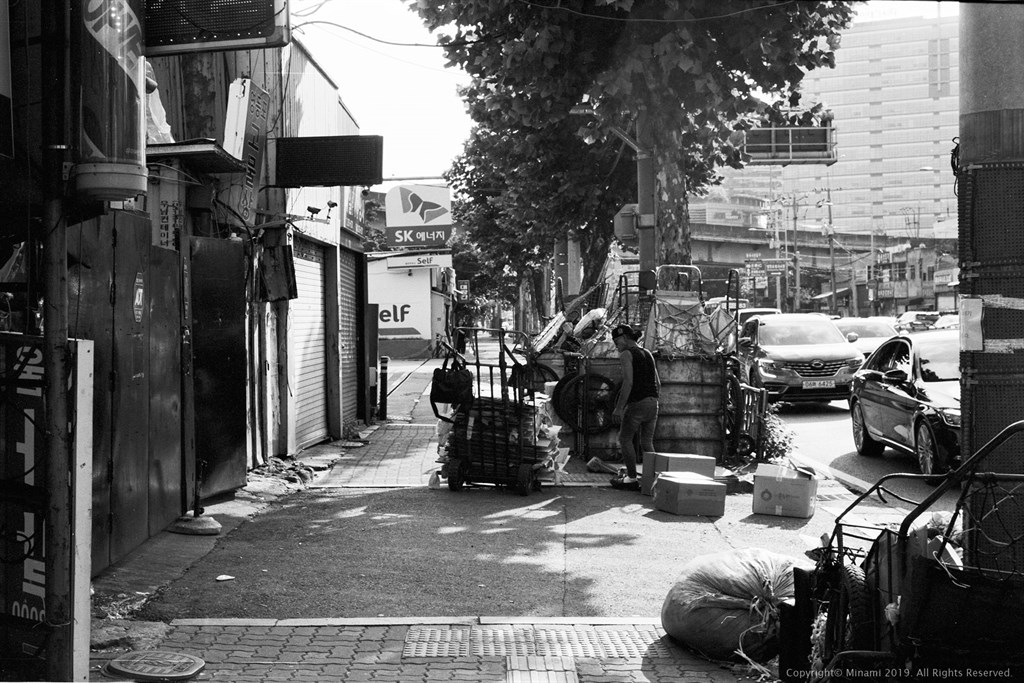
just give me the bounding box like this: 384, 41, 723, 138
803, 379, 836, 389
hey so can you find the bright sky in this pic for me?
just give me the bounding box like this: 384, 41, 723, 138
290, 0, 471, 189
287, 1, 959, 190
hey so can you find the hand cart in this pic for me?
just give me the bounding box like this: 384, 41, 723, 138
435, 327, 559, 496
782, 419, 1024, 681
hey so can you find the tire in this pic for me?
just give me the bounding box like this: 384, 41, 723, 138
851, 402, 885, 457
447, 459, 464, 491
823, 564, 873, 664
725, 373, 745, 438
915, 420, 949, 475
550, 375, 576, 424
515, 464, 533, 496
557, 373, 617, 434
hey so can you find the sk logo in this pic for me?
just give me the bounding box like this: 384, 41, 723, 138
399, 187, 448, 223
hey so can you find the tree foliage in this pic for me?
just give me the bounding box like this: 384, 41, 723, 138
411, 0, 856, 301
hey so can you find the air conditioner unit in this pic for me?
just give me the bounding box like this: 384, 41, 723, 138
145, 0, 290, 56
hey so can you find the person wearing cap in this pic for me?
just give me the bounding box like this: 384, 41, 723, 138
609, 323, 660, 490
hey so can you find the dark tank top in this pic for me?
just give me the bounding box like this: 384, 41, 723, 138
625, 347, 658, 402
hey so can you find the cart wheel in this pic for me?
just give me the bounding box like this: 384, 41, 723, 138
824, 564, 873, 663
515, 464, 533, 496
447, 459, 464, 491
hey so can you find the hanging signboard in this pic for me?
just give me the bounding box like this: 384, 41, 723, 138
223, 79, 270, 226
763, 258, 788, 276
385, 185, 452, 228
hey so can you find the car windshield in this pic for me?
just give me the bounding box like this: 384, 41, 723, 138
916, 334, 961, 382
835, 319, 896, 337
759, 318, 847, 345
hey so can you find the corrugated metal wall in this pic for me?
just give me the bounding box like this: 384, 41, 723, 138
339, 249, 359, 428
292, 238, 329, 448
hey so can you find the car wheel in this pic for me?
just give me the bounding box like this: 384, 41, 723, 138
915, 420, 949, 475
851, 402, 884, 457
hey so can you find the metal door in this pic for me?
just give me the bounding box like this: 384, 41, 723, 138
190, 237, 247, 498
147, 245, 182, 536
292, 238, 328, 447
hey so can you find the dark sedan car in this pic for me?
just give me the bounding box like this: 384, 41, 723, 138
848, 329, 961, 474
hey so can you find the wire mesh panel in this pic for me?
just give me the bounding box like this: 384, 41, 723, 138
959, 166, 1024, 577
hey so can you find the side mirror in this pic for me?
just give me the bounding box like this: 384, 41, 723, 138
738, 336, 753, 347
859, 369, 884, 382
846, 332, 859, 343
883, 368, 909, 383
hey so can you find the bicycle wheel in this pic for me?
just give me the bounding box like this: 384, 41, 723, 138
510, 361, 560, 394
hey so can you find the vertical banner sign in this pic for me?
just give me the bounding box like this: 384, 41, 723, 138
0, 341, 46, 661
75, 0, 147, 200
0, 336, 93, 679
0, 0, 13, 159
223, 79, 270, 225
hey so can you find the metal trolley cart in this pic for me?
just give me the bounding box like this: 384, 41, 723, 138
782, 419, 1024, 681
435, 327, 559, 496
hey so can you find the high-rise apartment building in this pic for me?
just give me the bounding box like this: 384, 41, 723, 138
719, 10, 960, 240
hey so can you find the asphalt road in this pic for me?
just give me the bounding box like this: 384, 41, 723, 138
778, 400, 961, 511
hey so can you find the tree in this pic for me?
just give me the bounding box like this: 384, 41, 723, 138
412, 0, 855, 298
447, 114, 636, 298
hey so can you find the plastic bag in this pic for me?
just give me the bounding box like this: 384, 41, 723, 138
660, 548, 808, 662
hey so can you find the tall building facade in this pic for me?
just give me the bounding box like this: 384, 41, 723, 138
720, 11, 960, 240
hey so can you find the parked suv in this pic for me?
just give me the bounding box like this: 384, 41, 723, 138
737, 313, 864, 403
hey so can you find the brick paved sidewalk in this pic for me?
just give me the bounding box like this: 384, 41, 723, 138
311, 424, 442, 488
91, 618, 750, 683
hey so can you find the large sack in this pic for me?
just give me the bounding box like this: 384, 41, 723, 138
660, 548, 807, 662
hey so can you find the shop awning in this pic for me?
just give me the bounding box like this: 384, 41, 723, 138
811, 287, 850, 300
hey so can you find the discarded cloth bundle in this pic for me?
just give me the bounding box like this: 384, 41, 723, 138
661, 548, 808, 662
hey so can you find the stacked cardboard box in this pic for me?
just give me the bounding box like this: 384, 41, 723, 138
641, 452, 716, 495
651, 472, 726, 517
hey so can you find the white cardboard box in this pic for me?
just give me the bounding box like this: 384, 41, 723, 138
651, 472, 726, 517
752, 463, 818, 518
641, 452, 716, 496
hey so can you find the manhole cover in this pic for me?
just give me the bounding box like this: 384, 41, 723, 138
104, 650, 205, 681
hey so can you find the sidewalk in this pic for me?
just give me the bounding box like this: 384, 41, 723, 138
89, 420, 752, 682
88, 348, 827, 683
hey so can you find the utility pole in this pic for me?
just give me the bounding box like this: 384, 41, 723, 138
828, 206, 837, 315
42, 0, 73, 679
792, 196, 801, 312
635, 111, 657, 292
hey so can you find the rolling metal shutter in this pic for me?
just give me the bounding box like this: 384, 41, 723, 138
292, 238, 328, 447
338, 249, 359, 428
